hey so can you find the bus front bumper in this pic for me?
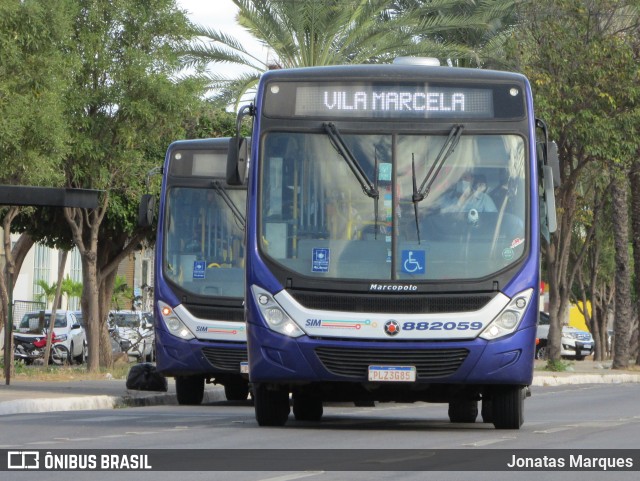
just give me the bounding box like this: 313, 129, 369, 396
247, 323, 535, 388
155, 329, 248, 378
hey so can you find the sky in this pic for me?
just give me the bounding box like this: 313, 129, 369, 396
176, 0, 268, 77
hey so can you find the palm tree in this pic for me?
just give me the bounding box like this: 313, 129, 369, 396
185, 0, 492, 108
61, 276, 82, 310
35, 280, 58, 309
111, 275, 133, 311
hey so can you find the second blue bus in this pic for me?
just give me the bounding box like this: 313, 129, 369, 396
150, 137, 249, 403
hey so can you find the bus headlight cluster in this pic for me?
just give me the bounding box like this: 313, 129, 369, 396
158, 301, 195, 340
252, 285, 304, 338
480, 288, 533, 340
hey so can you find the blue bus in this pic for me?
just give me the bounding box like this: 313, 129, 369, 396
228, 59, 558, 428
146, 137, 249, 404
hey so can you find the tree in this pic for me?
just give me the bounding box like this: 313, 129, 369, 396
59, 0, 207, 371
110, 275, 133, 311
61, 275, 83, 310
511, 0, 640, 366
185, 0, 491, 108
34, 280, 59, 309
0, 0, 72, 377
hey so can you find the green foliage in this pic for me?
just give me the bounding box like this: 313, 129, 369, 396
111, 275, 133, 311
61, 276, 83, 304
183, 104, 240, 139
185, 0, 510, 108
0, 0, 72, 186
544, 359, 573, 372
34, 279, 57, 306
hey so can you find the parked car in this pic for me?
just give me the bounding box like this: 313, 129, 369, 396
536, 312, 594, 360
108, 310, 155, 362
16, 310, 87, 364
73, 310, 126, 356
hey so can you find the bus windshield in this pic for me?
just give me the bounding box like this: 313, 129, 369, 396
260, 131, 526, 281
164, 186, 246, 297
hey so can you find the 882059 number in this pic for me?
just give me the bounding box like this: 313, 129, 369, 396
401, 321, 483, 331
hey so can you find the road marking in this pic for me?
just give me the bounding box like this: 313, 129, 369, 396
534, 427, 572, 434
462, 437, 516, 447
25, 441, 67, 445
258, 471, 324, 481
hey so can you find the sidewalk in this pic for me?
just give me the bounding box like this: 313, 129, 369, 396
0, 360, 638, 416
0, 376, 226, 416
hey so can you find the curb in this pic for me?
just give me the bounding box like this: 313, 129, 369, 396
532, 373, 640, 386
0, 387, 227, 416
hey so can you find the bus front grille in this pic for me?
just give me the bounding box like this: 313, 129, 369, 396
314, 346, 468, 379
201, 346, 248, 372
287, 291, 492, 314
184, 305, 244, 322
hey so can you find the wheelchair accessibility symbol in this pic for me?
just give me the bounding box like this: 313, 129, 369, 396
401, 250, 425, 274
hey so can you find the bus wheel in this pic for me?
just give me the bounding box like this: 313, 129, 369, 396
224, 379, 250, 401
293, 394, 323, 422
492, 386, 524, 429
175, 376, 204, 405
448, 400, 478, 423
481, 399, 493, 423
254, 384, 290, 426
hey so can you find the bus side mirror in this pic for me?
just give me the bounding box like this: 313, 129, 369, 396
548, 141, 560, 188
227, 136, 248, 186
542, 165, 557, 234
138, 194, 155, 227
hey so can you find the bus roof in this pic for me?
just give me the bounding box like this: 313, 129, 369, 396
260, 64, 528, 84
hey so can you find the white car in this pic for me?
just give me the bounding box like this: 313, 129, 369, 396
109, 310, 155, 362
16, 310, 87, 364
536, 312, 594, 360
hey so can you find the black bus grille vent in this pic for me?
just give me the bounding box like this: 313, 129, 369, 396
314, 346, 468, 379
201, 346, 248, 372
183, 304, 244, 322
288, 291, 492, 314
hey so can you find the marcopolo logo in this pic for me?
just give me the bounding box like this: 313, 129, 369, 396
370, 283, 417, 292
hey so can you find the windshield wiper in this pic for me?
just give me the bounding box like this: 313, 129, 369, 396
212, 180, 246, 230
323, 122, 379, 200
411, 124, 464, 244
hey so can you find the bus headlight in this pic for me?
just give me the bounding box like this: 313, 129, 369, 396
480, 288, 533, 340
158, 301, 195, 340
252, 285, 305, 338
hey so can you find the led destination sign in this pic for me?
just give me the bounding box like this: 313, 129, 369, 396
264, 81, 526, 120
295, 85, 493, 118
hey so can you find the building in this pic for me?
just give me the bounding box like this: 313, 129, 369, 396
1, 230, 153, 321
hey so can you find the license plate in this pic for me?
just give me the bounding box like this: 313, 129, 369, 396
368, 366, 416, 382
240, 361, 249, 374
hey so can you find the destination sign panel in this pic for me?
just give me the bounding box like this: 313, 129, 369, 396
263, 81, 525, 120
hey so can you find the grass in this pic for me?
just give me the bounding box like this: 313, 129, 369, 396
0, 359, 131, 382
543, 359, 574, 372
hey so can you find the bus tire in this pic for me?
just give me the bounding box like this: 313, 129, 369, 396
254, 384, 290, 426
175, 376, 204, 405
448, 400, 478, 423
492, 386, 524, 429
224, 379, 250, 401
293, 394, 323, 422
481, 399, 493, 423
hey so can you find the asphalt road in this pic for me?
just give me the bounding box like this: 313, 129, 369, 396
1, 383, 639, 481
